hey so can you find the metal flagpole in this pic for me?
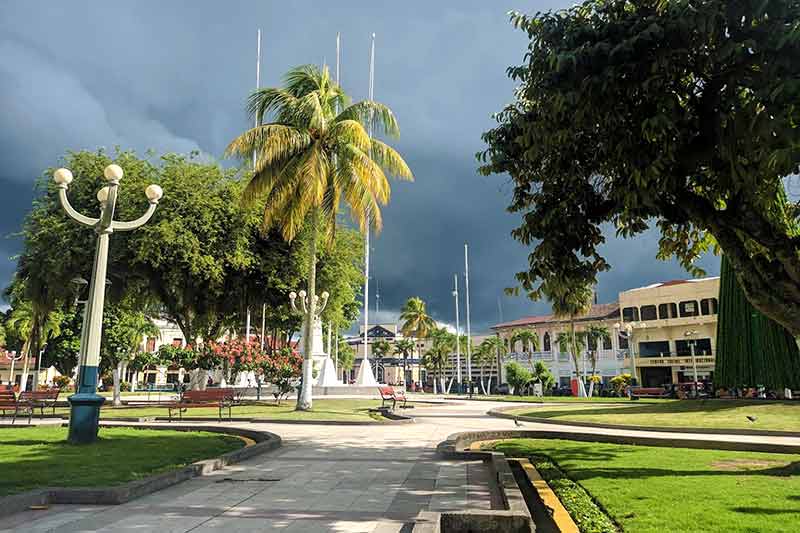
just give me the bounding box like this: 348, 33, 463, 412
252, 29, 261, 169
356, 33, 378, 386
260, 302, 266, 351
453, 274, 462, 390
464, 243, 473, 385
246, 307, 251, 342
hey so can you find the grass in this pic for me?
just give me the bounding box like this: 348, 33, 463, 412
49, 399, 399, 422
507, 400, 800, 432
475, 395, 668, 404
490, 438, 800, 533
0, 425, 243, 497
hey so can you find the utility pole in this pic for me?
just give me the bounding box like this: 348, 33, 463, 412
464, 243, 473, 385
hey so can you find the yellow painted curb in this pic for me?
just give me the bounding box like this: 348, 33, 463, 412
514, 458, 579, 533
469, 439, 499, 451
235, 435, 256, 447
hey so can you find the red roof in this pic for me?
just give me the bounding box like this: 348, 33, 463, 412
491, 302, 620, 330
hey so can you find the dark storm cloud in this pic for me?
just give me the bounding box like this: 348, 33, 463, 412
0, 1, 719, 329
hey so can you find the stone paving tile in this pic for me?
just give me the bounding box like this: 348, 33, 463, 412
192, 516, 294, 531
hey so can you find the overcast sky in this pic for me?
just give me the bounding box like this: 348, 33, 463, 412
0, 1, 719, 332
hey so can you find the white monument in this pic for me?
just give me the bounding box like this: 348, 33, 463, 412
308, 315, 341, 387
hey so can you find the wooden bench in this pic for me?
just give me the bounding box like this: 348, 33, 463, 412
167, 388, 235, 421
0, 390, 32, 424
20, 389, 61, 418
378, 386, 407, 410
629, 386, 671, 400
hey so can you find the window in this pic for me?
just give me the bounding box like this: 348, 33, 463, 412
602, 335, 612, 350
700, 298, 718, 316
588, 335, 597, 350
638, 341, 671, 357
171, 338, 183, 347
676, 338, 713, 356
622, 307, 639, 322
618, 334, 629, 349
658, 303, 678, 319
543, 332, 551, 351
640, 305, 658, 321
679, 300, 699, 317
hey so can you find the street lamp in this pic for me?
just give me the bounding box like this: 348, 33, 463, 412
54, 164, 162, 444
5, 351, 23, 387
684, 329, 700, 397
614, 321, 645, 385
289, 289, 330, 406
452, 274, 461, 392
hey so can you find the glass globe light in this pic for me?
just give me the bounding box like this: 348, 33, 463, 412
321, 291, 329, 299
53, 168, 74, 185
104, 164, 124, 182
298, 290, 306, 298
289, 291, 297, 300
145, 184, 163, 202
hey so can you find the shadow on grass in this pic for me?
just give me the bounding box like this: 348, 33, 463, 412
519, 399, 799, 420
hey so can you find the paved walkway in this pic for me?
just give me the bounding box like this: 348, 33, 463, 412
6, 399, 800, 532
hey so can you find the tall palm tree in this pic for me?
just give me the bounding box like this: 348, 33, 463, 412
477, 336, 507, 394
6, 301, 61, 391
551, 284, 594, 397
510, 329, 540, 372
584, 325, 610, 397
399, 297, 436, 356
226, 65, 412, 410
393, 338, 415, 386
424, 328, 453, 394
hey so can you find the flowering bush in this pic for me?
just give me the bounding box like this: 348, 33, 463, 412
257, 347, 303, 404
52, 375, 72, 390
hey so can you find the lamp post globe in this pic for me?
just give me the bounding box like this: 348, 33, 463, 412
145, 184, 163, 203
53, 168, 73, 185
103, 164, 124, 182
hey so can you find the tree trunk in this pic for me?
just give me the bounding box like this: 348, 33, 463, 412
570, 320, 587, 397
296, 208, 319, 411
113, 361, 123, 406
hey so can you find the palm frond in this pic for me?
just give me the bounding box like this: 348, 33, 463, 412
370, 139, 413, 181
247, 88, 299, 124
335, 100, 400, 138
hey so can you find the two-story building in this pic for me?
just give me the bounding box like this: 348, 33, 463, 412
492, 277, 720, 389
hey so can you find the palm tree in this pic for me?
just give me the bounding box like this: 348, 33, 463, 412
399, 297, 436, 356
6, 301, 61, 391
226, 65, 412, 410
551, 285, 594, 397
477, 336, 507, 394
530, 360, 555, 395
584, 325, 610, 397
372, 339, 391, 359
393, 338, 415, 386
510, 329, 540, 371
423, 328, 453, 394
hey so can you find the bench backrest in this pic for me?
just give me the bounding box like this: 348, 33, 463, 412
0, 390, 17, 403
378, 386, 395, 397
183, 388, 234, 402
21, 390, 60, 401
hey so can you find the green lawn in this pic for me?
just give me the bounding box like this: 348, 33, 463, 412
508, 400, 800, 432
0, 426, 243, 496
491, 438, 800, 533
477, 395, 667, 404
55, 399, 397, 422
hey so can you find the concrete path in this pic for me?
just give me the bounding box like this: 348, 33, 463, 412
6, 399, 800, 532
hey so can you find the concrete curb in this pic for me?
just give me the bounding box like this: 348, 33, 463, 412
439, 427, 800, 455
488, 405, 800, 439
0, 423, 282, 518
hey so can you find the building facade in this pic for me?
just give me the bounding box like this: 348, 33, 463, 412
492, 277, 720, 389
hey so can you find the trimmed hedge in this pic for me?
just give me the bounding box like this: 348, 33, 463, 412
529, 455, 617, 533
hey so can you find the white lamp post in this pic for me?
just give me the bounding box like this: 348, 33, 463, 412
684, 329, 699, 397
54, 164, 162, 444
289, 289, 330, 406
615, 321, 645, 385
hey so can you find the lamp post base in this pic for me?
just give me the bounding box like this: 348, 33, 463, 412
67, 393, 106, 444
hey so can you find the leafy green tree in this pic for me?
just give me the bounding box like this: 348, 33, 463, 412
399, 297, 437, 356
336, 337, 355, 382
530, 360, 555, 393
510, 329, 540, 374
226, 65, 412, 411
101, 303, 159, 405
423, 328, 453, 394
505, 361, 532, 396
480, 1, 800, 335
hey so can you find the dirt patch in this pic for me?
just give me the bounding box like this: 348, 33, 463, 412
711, 459, 788, 471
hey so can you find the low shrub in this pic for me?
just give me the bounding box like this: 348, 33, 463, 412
529, 455, 617, 533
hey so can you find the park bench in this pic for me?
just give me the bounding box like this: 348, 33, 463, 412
20, 389, 61, 418
629, 386, 671, 400
167, 388, 235, 421
378, 386, 407, 410
0, 390, 32, 424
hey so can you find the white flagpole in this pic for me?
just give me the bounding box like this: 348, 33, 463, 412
260, 302, 266, 351
465, 243, 473, 384
356, 33, 378, 386
454, 274, 462, 390
252, 29, 261, 169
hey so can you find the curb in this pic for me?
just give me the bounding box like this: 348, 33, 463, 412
0, 423, 282, 518
488, 405, 800, 438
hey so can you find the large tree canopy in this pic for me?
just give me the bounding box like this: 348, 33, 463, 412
479, 0, 800, 334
